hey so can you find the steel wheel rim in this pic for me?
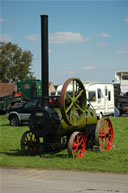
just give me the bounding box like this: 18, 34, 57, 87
21, 131, 40, 154
96, 118, 113, 151
60, 78, 86, 126
68, 132, 86, 158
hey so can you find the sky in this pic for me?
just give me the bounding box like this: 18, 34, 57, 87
0, 0, 128, 85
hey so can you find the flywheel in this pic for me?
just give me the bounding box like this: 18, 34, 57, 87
60, 78, 86, 126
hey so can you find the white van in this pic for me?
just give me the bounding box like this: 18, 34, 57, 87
56, 81, 115, 118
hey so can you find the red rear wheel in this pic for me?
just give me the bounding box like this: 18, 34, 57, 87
95, 118, 113, 151
68, 132, 86, 158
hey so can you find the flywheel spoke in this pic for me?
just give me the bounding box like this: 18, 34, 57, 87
75, 103, 84, 113
75, 89, 84, 101
66, 102, 74, 114
66, 92, 74, 102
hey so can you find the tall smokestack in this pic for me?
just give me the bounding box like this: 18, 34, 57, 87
41, 15, 49, 109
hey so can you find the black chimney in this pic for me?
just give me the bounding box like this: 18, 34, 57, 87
41, 15, 49, 109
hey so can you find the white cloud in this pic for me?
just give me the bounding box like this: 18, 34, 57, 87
117, 49, 128, 54
49, 32, 89, 44
124, 17, 128, 22
64, 70, 75, 75
25, 34, 39, 40
0, 18, 5, 22
25, 32, 90, 44
82, 65, 95, 70
96, 33, 111, 38
97, 42, 108, 48
0, 34, 12, 42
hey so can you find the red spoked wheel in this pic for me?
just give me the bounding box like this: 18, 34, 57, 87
95, 118, 113, 151
68, 132, 86, 158
21, 131, 40, 155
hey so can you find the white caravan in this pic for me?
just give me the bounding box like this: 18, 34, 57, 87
83, 82, 115, 118
56, 81, 115, 118
55, 84, 74, 96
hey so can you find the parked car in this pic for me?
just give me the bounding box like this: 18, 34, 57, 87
6, 96, 60, 126
6, 97, 41, 126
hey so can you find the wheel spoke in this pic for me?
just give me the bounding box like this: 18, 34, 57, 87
66, 92, 73, 102
72, 142, 78, 158
101, 138, 105, 150
75, 103, 84, 113
21, 131, 40, 154
72, 142, 77, 149
65, 101, 73, 113
68, 132, 86, 158
75, 89, 84, 101
99, 131, 105, 137
76, 135, 81, 143
79, 138, 83, 144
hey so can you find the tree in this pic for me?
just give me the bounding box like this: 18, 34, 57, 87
0, 42, 35, 82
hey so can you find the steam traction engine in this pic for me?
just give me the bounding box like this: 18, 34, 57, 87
21, 15, 114, 158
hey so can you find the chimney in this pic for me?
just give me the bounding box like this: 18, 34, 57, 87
41, 15, 49, 109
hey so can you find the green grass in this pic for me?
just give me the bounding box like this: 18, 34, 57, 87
0, 115, 128, 173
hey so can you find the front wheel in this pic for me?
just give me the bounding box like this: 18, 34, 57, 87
68, 132, 86, 158
21, 131, 40, 155
10, 115, 19, 126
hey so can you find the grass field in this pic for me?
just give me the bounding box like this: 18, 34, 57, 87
0, 115, 128, 173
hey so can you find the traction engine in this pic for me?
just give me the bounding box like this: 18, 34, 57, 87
21, 15, 114, 158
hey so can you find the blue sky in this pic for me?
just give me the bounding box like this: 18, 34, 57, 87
0, 0, 128, 85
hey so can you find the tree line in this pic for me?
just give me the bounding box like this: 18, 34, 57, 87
0, 42, 35, 83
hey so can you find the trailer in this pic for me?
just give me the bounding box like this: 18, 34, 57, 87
114, 71, 128, 115
115, 71, 128, 95
0, 94, 22, 113
16, 80, 42, 100
0, 80, 42, 113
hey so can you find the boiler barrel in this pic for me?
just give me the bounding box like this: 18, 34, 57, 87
29, 107, 97, 137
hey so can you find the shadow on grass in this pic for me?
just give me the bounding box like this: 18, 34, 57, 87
0, 123, 28, 127
0, 124, 11, 127
0, 149, 68, 159
0, 149, 27, 156
0, 149, 40, 157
